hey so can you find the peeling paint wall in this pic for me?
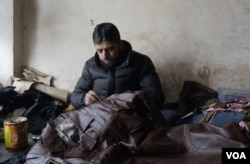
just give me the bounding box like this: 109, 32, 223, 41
0, 0, 14, 86
16, 0, 250, 102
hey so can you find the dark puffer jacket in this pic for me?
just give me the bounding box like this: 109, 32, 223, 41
70, 40, 165, 109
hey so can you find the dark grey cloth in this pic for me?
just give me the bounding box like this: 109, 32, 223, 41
70, 40, 165, 109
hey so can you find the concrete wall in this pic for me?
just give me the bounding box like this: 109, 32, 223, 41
2, 0, 250, 103
0, 0, 14, 86
13, 0, 24, 77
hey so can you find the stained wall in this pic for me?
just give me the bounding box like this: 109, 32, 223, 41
2, 0, 250, 103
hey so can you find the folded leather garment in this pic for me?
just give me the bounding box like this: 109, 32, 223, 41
25, 91, 249, 164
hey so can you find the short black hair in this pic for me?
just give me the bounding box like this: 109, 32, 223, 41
93, 23, 120, 44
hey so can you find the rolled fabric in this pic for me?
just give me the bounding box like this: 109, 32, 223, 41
32, 83, 70, 103
12, 78, 35, 94
23, 66, 52, 86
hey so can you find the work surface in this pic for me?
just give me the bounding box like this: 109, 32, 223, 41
0, 133, 37, 163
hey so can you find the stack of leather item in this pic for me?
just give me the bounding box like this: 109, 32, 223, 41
25, 91, 249, 164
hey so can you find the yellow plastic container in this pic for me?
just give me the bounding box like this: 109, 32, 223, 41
4, 117, 28, 150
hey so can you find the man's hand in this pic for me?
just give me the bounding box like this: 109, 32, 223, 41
85, 90, 101, 106
106, 94, 118, 100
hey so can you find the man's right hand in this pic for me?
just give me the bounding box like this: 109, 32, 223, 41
85, 90, 101, 106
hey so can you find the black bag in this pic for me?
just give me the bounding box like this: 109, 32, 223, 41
0, 86, 18, 115
177, 81, 218, 115
22, 89, 66, 134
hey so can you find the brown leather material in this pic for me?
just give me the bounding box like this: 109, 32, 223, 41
26, 91, 160, 163
25, 91, 249, 164
121, 123, 249, 164
136, 127, 184, 155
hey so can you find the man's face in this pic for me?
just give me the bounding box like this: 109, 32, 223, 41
95, 40, 123, 67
